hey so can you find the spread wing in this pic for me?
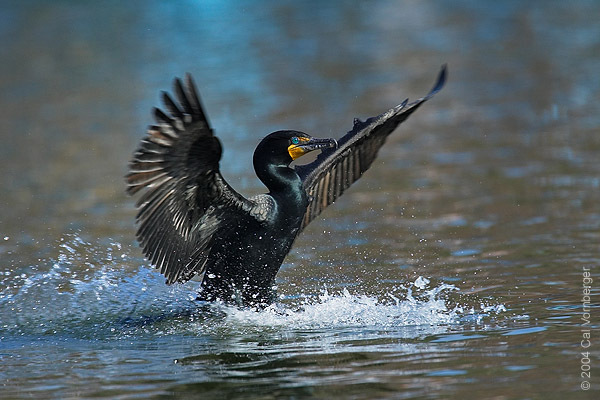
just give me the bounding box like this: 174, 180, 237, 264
296, 65, 446, 231
126, 74, 260, 284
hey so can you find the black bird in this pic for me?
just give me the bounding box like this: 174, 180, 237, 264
126, 66, 446, 307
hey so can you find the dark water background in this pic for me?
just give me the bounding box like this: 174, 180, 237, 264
1, 1, 599, 399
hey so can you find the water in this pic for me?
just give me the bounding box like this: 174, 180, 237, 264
2, 236, 510, 398
1, 1, 599, 398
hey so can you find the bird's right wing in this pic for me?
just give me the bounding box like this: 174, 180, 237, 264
296, 65, 446, 232
126, 74, 261, 284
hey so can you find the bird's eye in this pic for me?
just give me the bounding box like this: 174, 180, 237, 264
291, 137, 300, 145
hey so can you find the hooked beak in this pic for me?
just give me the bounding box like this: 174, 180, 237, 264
288, 137, 338, 160
300, 137, 338, 152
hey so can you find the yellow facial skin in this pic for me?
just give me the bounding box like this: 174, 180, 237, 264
287, 136, 311, 160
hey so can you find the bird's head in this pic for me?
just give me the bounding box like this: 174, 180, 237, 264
254, 130, 337, 167
253, 130, 337, 191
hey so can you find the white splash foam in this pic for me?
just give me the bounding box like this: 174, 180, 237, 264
222, 278, 464, 331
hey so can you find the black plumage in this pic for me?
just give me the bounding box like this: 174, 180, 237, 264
126, 66, 446, 306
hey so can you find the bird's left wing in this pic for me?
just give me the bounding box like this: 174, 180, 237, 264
126, 74, 261, 284
296, 65, 446, 232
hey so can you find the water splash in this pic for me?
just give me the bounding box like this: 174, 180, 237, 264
224, 288, 456, 331
0, 234, 200, 338
0, 235, 507, 340
223, 277, 466, 332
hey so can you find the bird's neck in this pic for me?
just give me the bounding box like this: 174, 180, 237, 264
254, 159, 304, 199
253, 161, 307, 244
258, 162, 297, 189
253, 152, 308, 209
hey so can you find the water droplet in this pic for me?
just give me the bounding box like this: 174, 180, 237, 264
414, 276, 430, 289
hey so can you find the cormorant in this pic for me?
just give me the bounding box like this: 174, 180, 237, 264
126, 66, 446, 307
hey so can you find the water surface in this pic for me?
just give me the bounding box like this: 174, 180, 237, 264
1, 1, 599, 398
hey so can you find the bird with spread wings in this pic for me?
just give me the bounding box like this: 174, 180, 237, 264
126, 66, 446, 306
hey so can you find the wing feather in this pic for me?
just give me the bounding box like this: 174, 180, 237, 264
297, 65, 446, 231
126, 74, 260, 284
